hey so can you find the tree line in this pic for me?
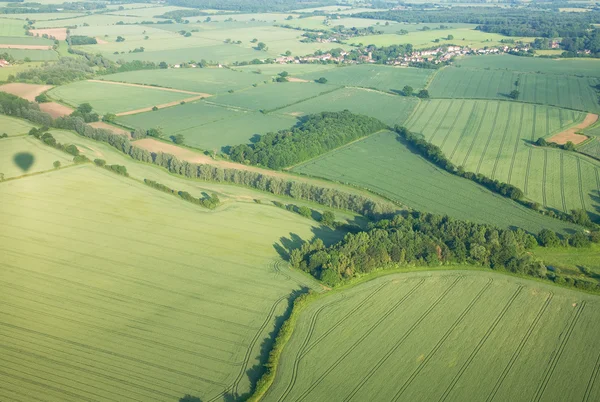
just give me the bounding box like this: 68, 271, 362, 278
144, 179, 220, 209
290, 210, 600, 291
228, 111, 387, 169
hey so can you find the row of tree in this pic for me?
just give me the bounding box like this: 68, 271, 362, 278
143, 179, 220, 209
290, 210, 599, 289
228, 111, 387, 169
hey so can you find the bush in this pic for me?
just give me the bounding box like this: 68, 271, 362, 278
94, 158, 106, 167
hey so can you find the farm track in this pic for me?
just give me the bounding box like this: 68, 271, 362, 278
476, 102, 502, 174
524, 149, 532, 195
507, 104, 525, 184
88, 79, 210, 96
386, 279, 494, 402
115, 95, 206, 116
560, 153, 567, 212
276, 281, 394, 402
491, 103, 514, 179
437, 286, 524, 402
293, 277, 462, 402
342, 276, 472, 402
485, 292, 554, 402
449, 102, 477, 160
462, 102, 489, 167
532, 302, 587, 402
542, 150, 548, 207
583, 350, 600, 402
577, 157, 586, 210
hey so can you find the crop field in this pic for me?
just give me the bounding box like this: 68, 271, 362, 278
578, 138, 600, 161
0, 136, 73, 178
274, 87, 418, 127
264, 270, 600, 402
455, 54, 600, 77
535, 243, 600, 278
0, 36, 54, 45
0, 164, 340, 401
209, 82, 337, 111
234, 63, 337, 76
0, 115, 36, 136
47, 80, 194, 115
299, 64, 432, 93
0, 18, 26, 36
0, 48, 58, 61
292, 131, 576, 233
100, 68, 268, 94
427, 67, 600, 113
118, 101, 295, 151
405, 99, 600, 219
351, 29, 535, 49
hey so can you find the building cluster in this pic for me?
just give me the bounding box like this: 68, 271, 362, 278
0, 59, 10, 67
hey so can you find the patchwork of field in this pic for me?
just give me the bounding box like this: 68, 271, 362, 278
292, 131, 576, 233
455, 54, 600, 77
47, 80, 195, 115
100, 68, 269, 94
0, 165, 335, 401
274, 87, 418, 127
0, 136, 73, 178
118, 101, 296, 151
264, 270, 600, 402
298, 64, 433, 93
405, 99, 600, 220
0, 115, 36, 136
428, 67, 600, 113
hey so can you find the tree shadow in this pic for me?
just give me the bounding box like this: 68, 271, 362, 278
589, 190, 600, 223
13, 152, 35, 172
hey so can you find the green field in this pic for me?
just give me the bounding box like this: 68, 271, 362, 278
118, 100, 296, 151
100, 68, 269, 94
0, 164, 345, 401
274, 87, 418, 127
535, 243, 600, 277
578, 138, 600, 161
47, 80, 194, 115
405, 99, 600, 220
0, 115, 36, 136
292, 130, 577, 233
427, 67, 600, 113
264, 270, 600, 402
0, 36, 54, 45
298, 64, 433, 93
0, 18, 26, 36
0, 136, 73, 179
455, 54, 600, 77
0, 48, 58, 61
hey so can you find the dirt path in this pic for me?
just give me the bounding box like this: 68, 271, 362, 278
39, 102, 73, 118
88, 79, 211, 97
30, 28, 67, 40
0, 44, 52, 50
548, 113, 598, 145
89, 122, 131, 137
288, 77, 310, 83
115, 95, 206, 116
0, 83, 52, 102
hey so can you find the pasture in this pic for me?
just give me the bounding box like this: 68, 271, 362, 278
427, 67, 600, 113
405, 99, 600, 220
0, 136, 73, 179
264, 270, 600, 402
0, 115, 36, 136
47, 80, 195, 115
535, 244, 600, 278
292, 131, 576, 233
0, 164, 337, 401
100, 68, 268, 94
299, 64, 433, 93
0, 48, 58, 61
118, 100, 296, 151
274, 87, 418, 127
454, 54, 600, 77
0, 36, 54, 46
0, 18, 26, 36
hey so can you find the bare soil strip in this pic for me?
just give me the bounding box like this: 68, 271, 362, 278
88, 79, 212, 96
115, 95, 206, 116
30, 28, 68, 40
0, 83, 53, 101
0, 44, 52, 50
89, 122, 131, 137
288, 77, 310, 83
548, 113, 598, 145
39, 102, 73, 118
95, 37, 108, 45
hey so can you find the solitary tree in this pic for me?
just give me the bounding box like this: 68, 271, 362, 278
256, 42, 267, 51
172, 134, 185, 144
315, 77, 328, 84
447, 34, 454, 40
509, 89, 520, 100
53, 160, 61, 169
402, 85, 414, 97
320, 211, 336, 226
159, 61, 168, 69
417, 89, 429, 99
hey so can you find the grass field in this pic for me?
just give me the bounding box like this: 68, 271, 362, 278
292, 131, 577, 233
118, 100, 296, 151
0, 164, 347, 401
264, 270, 600, 402
0, 18, 26, 36
99, 68, 268, 94
534, 243, 600, 277
0, 35, 54, 45
0, 48, 58, 61
427, 67, 600, 113
298, 64, 433, 93
47, 80, 194, 115
274, 87, 418, 127
0, 115, 36, 136
578, 138, 600, 161
0, 136, 73, 178
405, 99, 600, 220
455, 54, 600, 77
351, 28, 535, 49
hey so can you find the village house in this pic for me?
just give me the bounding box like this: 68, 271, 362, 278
0, 59, 10, 67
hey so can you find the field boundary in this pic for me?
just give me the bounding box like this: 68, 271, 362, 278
87, 79, 211, 96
